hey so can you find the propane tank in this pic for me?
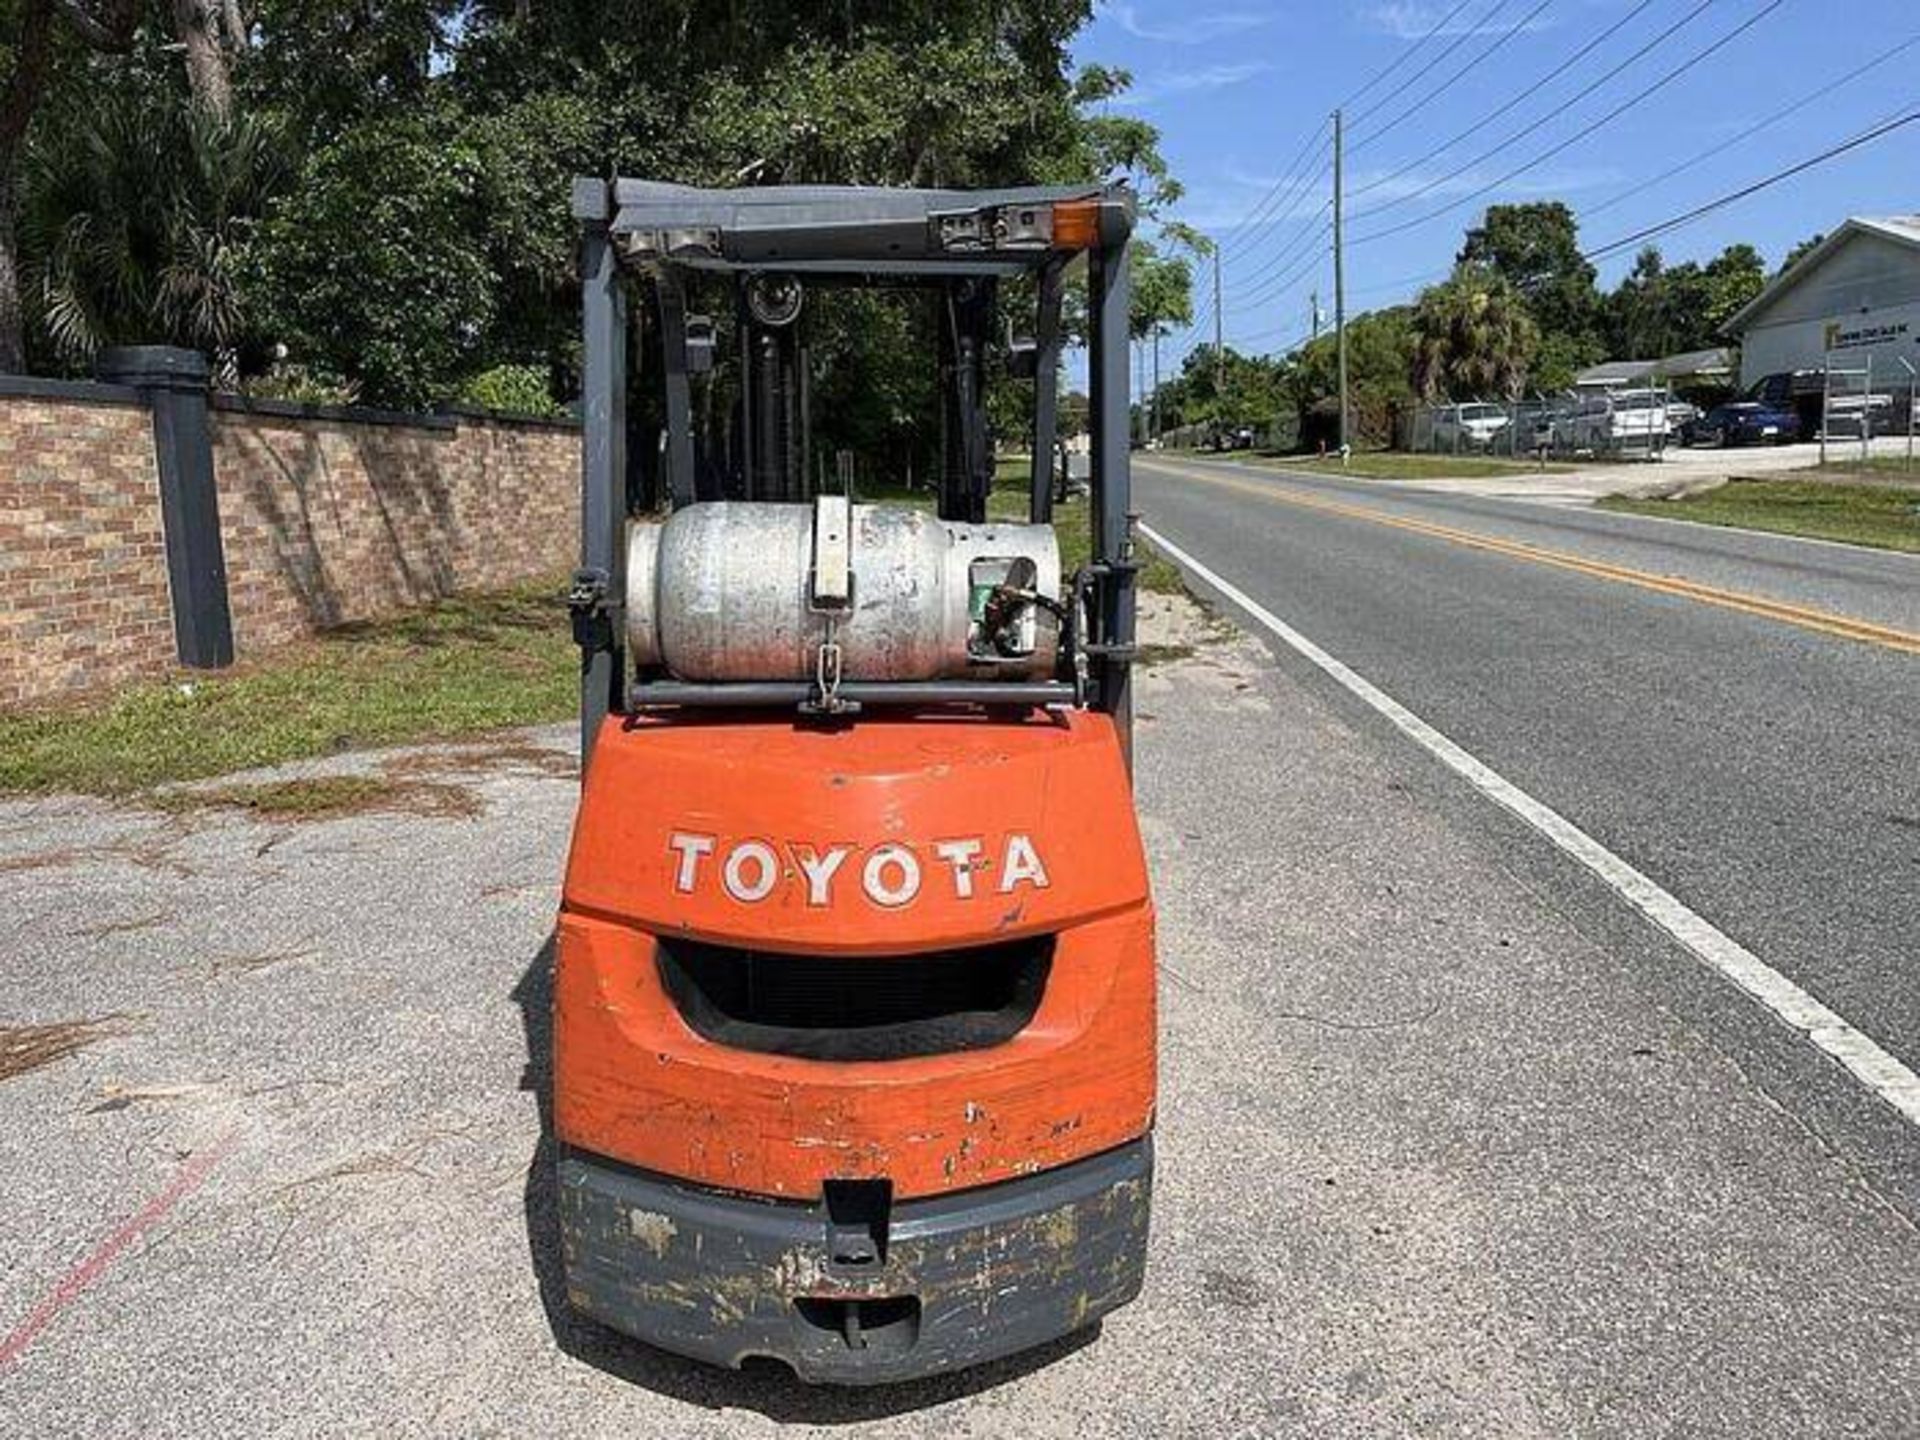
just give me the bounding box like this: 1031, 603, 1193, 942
626, 501, 1061, 683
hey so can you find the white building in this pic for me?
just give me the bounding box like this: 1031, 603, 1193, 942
1727, 216, 1920, 390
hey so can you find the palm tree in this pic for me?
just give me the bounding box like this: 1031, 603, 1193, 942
1410, 265, 1539, 402
21, 86, 282, 377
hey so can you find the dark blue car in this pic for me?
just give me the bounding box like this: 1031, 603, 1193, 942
1687, 401, 1800, 447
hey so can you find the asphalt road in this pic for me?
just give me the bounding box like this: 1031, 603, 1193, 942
1136, 454, 1920, 1203
4, 585, 1920, 1434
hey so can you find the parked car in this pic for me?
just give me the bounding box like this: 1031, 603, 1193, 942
1746, 369, 1838, 439
1558, 389, 1671, 454
1528, 402, 1573, 453
1430, 402, 1512, 451
1823, 391, 1899, 438
1686, 401, 1800, 446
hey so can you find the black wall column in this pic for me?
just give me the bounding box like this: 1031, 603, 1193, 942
98, 345, 234, 669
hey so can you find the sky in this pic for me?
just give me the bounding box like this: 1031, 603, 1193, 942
1072, 0, 1920, 380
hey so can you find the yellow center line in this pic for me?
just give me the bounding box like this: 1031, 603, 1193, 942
1142, 459, 1920, 658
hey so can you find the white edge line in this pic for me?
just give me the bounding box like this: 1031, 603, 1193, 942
1139, 520, 1920, 1127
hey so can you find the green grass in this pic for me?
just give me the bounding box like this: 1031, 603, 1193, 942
1220, 449, 1568, 481
1803, 456, 1920, 482
1599, 480, 1920, 554
0, 582, 577, 797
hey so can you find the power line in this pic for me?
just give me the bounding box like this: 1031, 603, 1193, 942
1350, 0, 1506, 126
1581, 33, 1920, 221
1267, 101, 1917, 343
1221, 160, 1333, 280
1230, 201, 1332, 295
1582, 105, 1920, 262
1233, 227, 1333, 313
1234, 99, 1918, 337
1338, 0, 1487, 113
1219, 125, 1331, 257
1227, 321, 1319, 354
1350, 0, 1552, 153
1187, 0, 1515, 334
1351, 0, 1788, 246
1188, 200, 1330, 339
1348, 0, 1662, 201
1350, 265, 1452, 300
1351, 0, 1717, 226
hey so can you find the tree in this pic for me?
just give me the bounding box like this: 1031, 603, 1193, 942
1284, 306, 1416, 449
1458, 202, 1601, 388
167, 0, 247, 117
5, 0, 1179, 412
21, 85, 282, 374
1130, 240, 1193, 340
1604, 246, 1672, 361
1776, 231, 1825, 276
1410, 267, 1538, 402
245, 106, 494, 408
1697, 242, 1766, 336
1152, 343, 1287, 436
0, 0, 140, 372
1602, 242, 1765, 359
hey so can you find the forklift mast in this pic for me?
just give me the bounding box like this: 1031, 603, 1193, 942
568, 178, 1138, 759
555, 178, 1154, 1386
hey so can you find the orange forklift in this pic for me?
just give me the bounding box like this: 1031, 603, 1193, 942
555, 178, 1155, 1383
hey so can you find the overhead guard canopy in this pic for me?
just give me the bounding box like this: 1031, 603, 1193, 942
573, 178, 1135, 274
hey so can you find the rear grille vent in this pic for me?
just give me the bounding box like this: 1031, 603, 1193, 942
655, 936, 1052, 1062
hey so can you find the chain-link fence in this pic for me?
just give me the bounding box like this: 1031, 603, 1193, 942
1819, 357, 1919, 470
1400, 390, 1679, 463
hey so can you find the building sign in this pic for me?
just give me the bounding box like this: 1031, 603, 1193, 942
1823, 305, 1920, 358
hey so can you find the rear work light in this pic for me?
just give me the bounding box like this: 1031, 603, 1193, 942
932, 198, 1103, 254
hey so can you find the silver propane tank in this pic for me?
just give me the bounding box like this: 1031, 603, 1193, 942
625, 499, 1062, 683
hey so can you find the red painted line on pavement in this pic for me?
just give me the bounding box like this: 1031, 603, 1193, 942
0, 1129, 239, 1371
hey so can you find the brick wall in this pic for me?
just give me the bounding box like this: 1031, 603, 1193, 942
212, 408, 579, 651
0, 393, 174, 708
1, 388, 580, 708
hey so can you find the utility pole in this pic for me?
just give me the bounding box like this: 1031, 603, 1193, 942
1333, 107, 1350, 461
1151, 327, 1161, 446
1311, 291, 1321, 341
1134, 339, 1146, 444
1213, 244, 1225, 426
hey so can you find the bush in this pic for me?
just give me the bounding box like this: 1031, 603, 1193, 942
459, 364, 562, 418
241, 363, 360, 407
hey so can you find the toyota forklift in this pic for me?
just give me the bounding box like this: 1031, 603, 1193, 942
555, 177, 1155, 1384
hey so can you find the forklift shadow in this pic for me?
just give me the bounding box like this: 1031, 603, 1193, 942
513, 934, 1099, 1421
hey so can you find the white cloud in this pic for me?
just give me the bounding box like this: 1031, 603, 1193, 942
1103, 3, 1275, 44
1366, 1, 1553, 39
1112, 62, 1274, 108
1348, 162, 1621, 206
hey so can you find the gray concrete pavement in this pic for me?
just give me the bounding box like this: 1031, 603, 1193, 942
4, 599, 1919, 1435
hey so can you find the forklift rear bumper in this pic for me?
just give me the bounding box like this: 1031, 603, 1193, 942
557, 1137, 1151, 1386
